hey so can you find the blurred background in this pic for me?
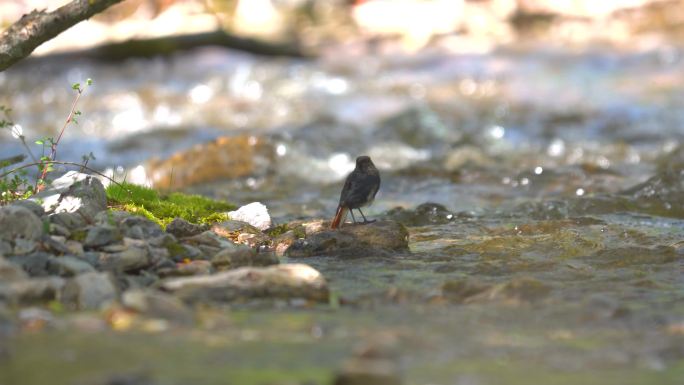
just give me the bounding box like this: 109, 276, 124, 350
1, 0, 683, 221
2, 2, 684, 385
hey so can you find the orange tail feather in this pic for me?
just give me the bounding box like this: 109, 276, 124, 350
330, 206, 348, 229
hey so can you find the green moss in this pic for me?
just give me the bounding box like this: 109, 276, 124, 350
106, 182, 235, 228
70, 229, 87, 242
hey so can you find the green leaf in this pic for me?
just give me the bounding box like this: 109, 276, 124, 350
72, 82, 81, 90
86, 78, 93, 86
35, 140, 43, 145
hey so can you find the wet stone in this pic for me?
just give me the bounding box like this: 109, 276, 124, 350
0, 205, 43, 242
160, 263, 329, 303
384, 202, 454, 226
61, 272, 118, 310
211, 244, 278, 270
286, 221, 409, 258
84, 225, 122, 248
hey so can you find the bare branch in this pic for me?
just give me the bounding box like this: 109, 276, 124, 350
0, 0, 124, 71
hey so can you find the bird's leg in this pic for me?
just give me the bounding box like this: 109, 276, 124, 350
349, 209, 358, 223
357, 208, 375, 224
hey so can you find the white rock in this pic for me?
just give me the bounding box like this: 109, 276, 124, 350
227, 202, 271, 231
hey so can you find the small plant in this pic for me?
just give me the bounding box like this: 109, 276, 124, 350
0, 79, 109, 204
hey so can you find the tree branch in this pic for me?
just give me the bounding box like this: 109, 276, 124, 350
0, 0, 124, 71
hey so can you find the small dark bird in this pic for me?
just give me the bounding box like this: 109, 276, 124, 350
330, 155, 381, 229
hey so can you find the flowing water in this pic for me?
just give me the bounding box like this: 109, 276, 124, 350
1, 41, 684, 384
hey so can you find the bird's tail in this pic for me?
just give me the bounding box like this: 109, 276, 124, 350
330, 206, 348, 229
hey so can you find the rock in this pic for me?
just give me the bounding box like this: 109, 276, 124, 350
149, 233, 178, 248
13, 238, 38, 255
619, 170, 684, 218
166, 218, 208, 238
0, 205, 43, 242
0, 277, 65, 305
65, 240, 84, 256
47, 256, 95, 277
333, 359, 402, 385
40, 235, 71, 255
8, 252, 53, 277
120, 216, 164, 239
273, 230, 299, 257
384, 203, 454, 226
211, 245, 278, 270
48, 223, 71, 237
286, 221, 409, 258
442, 277, 552, 304
49, 212, 86, 230
0, 240, 11, 255
227, 202, 272, 231
61, 272, 118, 310
122, 289, 194, 324
160, 263, 329, 303
84, 225, 122, 248
30, 171, 107, 221
0, 256, 29, 282
182, 230, 236, 249
10, 200, 45, 218
97, 247, 151, 272
157, 260, 214, 278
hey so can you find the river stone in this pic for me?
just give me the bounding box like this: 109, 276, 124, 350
8, 252, 53, 277
47, 256, 95, 277
227, 202, 272, 231
121, 216, 164, 239
160, 263, 329, 303
0, 240, 11, 256
442, 277, 552, 304
182, 231, 236, 249
122, 289, 194, 324
157, 260, 214, 278
84, 225, 122, 248
13, 238, 38, 255
0, 205, 43, 242
30, 171, 107, 221
61, 272, 118, 310
97, 247, 151, 272
49, 212, 86, 231
333, 359, 402, 385
211, 244, 278, 270
0, 277, 65, 305
10, 200, 45, 218
0, 256, 28, 282
166, 218, 207, 238
286, 221, 409, 258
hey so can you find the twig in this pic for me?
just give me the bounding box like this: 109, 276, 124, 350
36, 84, 83, 191
0, 160, 131, 195
0, 154, 26, 167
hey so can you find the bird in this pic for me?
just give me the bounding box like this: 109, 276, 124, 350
330, 155, 381, 229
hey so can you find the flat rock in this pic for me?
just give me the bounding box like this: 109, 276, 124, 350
61, 272, 118, 310
160, 263, 329, 303
0, 205, 43, 242
286, 221, 409, 258
31, 171, 107, 221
